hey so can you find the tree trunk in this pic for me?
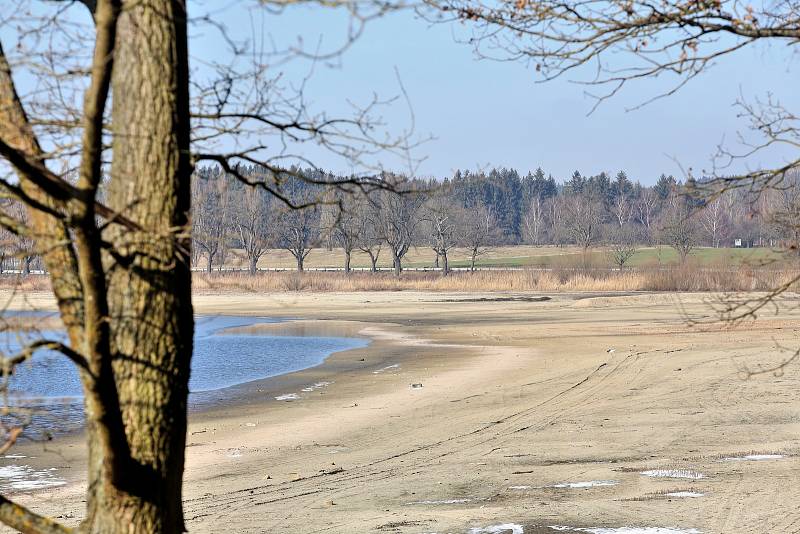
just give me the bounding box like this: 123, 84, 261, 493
249, 256, 258, 275
434, 252, 439, 268
218, 241, 227, 271
369, 252, 378, 273
344, 249, 351, 273
392, 250, 401, 277
207, 253, 214, 273
297, 254, 304, 272
470, 250, 477, 272
97, 1, 193, 532
441, 251, 449, 276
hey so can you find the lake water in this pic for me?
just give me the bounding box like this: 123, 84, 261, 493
0, 313, 368, 435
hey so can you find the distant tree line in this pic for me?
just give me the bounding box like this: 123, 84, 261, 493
1, 166, 796, 277
184, 165, 800, 275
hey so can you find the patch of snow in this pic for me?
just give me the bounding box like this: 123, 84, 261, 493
373, 364, 399, 374
551, 480, 618, 489
509, 485, 532, 490
405, 498, 472, 505
275, 393, 300, 401
301, 381, 332, 392
722, 454, 784, 461
665, 491, 704, 498
0, 465, 65, 492
640, 469, 705, 479
469, 524, 524, 534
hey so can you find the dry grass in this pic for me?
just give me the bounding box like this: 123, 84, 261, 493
4, 262, 797, 294
193, 265, 800, 293
0, 275, 52, 292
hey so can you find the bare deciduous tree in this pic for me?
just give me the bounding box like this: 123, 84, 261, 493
357, 200, 383, 273
523, 195, 546, 245
608, 224, 638, 268
377, 185, 422, 276
421, 194, 459, 276
661, 196, 699, 263
700, 197, 730, 248
192, 174, 232, 273
635, 189, 659, 245
275, 184, 320, 272
234, 186, 272, 275
563, 192, 603, 253
459, 203, 495, 271
612, 192, 631, 228
328, 195, 365, 273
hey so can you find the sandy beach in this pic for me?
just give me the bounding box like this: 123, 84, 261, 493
2, 290, 799, 533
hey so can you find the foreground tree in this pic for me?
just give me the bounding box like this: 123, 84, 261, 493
0, 0, 412, 531
0, 1, 195, 530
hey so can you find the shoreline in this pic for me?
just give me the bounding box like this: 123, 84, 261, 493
3, 315, 412, 484
187, 318, 426, 424
0, 315, 375, 441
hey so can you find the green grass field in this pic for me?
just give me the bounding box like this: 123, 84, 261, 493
215, 245, 793, 271
440, 246, 787, 269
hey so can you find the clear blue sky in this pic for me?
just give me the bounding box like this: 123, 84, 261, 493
200, 2, 797, 184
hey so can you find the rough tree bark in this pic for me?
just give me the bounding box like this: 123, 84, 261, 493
1, 1, 193, 531
91, 1, 194, 531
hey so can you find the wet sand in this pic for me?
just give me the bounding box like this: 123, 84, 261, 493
1, 290, 799, 533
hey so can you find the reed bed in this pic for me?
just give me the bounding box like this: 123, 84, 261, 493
2, 263, 796, 294
192, 265, 800, 293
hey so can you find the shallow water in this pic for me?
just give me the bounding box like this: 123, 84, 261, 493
0, 313, 368, 435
